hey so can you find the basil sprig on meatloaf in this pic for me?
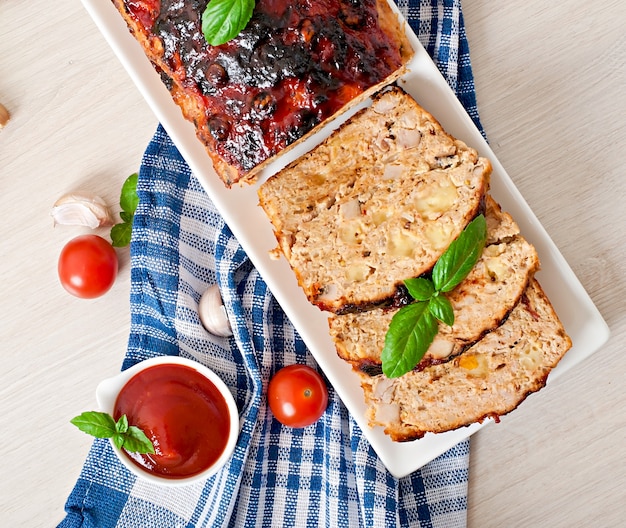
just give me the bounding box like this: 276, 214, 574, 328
382, 214, 487, 378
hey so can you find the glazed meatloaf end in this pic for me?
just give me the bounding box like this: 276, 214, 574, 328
259, 86, 491, 313
360, 279, 572, 442
111, 0, 414, 186
329, 195, 539, 372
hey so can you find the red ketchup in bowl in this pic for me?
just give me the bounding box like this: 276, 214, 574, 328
113, 363, 232, 479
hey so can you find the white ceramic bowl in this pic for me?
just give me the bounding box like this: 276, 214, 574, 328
96, 355, 239, 486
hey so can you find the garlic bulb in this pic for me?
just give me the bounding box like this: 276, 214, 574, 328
51, 192, 114, 228
198, 284, 233, 337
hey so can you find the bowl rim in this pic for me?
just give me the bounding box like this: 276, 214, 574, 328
96, 354, 240, 486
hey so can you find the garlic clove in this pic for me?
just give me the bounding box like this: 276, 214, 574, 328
51, 192, 114, 229
0, 103, 10, 129
198, 284, 233, 337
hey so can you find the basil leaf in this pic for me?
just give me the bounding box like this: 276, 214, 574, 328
428, 295, 454, 326
119, 173, 139, 214
123, 426, 156, 454
119, 211, 133, 223
70, 411, 116, 438
432, 214, 487, 293
115, 414, 129, 434
71, 411, 155, 454
112, 433, 125, 450
381, 214, 487, 378
110, 173, 139, 247
110, 221, 133, 248
202, 0, 255, 46
404, 277, 435, 301
381, 302, 439, 378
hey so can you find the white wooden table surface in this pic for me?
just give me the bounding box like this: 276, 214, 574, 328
1, 1, 624, 526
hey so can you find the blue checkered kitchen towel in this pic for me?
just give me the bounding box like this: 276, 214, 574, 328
60, 1, 483, 526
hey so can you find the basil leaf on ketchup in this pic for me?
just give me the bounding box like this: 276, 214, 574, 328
71, 411, 155, 454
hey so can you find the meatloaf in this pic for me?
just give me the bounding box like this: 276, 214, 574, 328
360, 279, 572, 441
111, 0, 414, 186
258, 86, 491, 313
329, 195, 540, 372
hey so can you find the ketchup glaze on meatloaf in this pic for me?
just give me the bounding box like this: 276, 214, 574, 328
117, 0, 411, 183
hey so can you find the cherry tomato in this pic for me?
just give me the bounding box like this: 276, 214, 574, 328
267, 364, 329, 428
58, 235, 118, 298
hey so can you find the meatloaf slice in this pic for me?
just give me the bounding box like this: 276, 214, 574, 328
329, 196, 540, 372
360, 279, 572, 441
258, 86, 491, 313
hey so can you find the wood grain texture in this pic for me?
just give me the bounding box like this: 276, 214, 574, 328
0, 1, 156, 524
464, 1, 626, 527
0, 0, 624, 526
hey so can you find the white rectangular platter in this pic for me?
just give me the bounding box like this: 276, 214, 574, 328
83, 0, 610, 478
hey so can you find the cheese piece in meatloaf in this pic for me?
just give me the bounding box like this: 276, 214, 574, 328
111, 0, 414, 186
329, 195, 540, 372
258, 86, 491, 313
360, 279, 572, 441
